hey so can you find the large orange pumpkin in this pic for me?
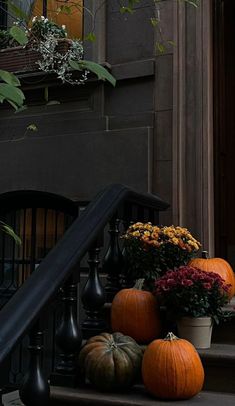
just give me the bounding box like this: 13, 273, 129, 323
142, 332, 205, 400
111, 279, 161, 344
189, 251, 235, 299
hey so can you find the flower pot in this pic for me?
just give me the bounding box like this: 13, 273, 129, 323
176, 316, 213, 349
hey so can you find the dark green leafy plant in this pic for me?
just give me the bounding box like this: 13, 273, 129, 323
0, 29, 15, 49
155, 266, 230, 324
29, 16, 67, 41
0, 69, 25, 110
122, 223, 201, 289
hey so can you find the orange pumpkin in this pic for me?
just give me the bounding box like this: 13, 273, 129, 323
142, 332, 205, 400
111, 279, 161, 344
189, 251, 235, 299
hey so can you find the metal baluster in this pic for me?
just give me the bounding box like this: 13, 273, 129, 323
147, 208, 155, 224
51, 276, 82, 387
19, 321, 50, 406
120, 203, 134, 289
137, 205, 145, 222
103, 216, 123, 302
82, 244, 106, 338
43, 0, 47, 17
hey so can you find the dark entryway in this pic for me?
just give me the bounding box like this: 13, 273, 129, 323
213, 0, 235, 267
0, 190, 78, 387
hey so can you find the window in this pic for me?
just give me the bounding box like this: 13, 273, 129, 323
0, 0, 83, 39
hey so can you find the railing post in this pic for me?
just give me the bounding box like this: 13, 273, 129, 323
120, 203, 134, 289
51, 276, 82, 387
82, 242, 106, 338
103, 216, 123, 301
19, 321, 50, 406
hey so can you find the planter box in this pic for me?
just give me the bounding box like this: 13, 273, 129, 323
0, 40, 71, 74
0, 46, 40, 73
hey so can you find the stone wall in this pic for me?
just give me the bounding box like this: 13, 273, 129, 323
0, 0, 214, 248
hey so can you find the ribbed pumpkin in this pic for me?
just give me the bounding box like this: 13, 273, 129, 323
142, 332, 205, 400
78, 332, 143, 391
189, 251, 235, 299
111, 279, 161, 343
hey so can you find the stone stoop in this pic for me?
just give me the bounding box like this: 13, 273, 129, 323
4, 386, 235, 406
49, 385, 235, 406
198, 344, 235, 393
212, 297, 235, 344
3, 300, 235, 405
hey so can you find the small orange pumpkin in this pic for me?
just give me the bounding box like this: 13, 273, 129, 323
111, 279, 161, 344
189, 251, 235, 299
142, 332, 205, 400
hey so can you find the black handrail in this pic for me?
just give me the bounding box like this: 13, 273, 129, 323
0, 184, 168, 364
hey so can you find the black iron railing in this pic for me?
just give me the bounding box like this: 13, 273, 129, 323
43, 0, 47, 17
0, 184, 169, 405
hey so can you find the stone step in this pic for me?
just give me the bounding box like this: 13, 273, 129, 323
212, 297, 235, 344
49, 385, 235, 406
198, 343, 235, 393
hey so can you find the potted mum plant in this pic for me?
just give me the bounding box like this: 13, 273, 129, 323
154, 265, 230, 348
122, 222, 201, 289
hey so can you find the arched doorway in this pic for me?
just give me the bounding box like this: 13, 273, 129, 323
0, 190, 79, 386
0, 191, 78, 308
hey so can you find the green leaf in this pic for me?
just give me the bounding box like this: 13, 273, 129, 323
156, 42, 166, 54
57, 5, 72, 15
167, 40, 176, 47
69, 60, 82, 71
74, 60, 116, 87
7, 1, 29, 22
27, 124, 38, 131
84, 32, 96, 42
0, 83, 25, 106
120, 6, 134, 14
0, 221, 21, 245
9, 26, 28, 46
150, 18, 159, 27
8, 99, 19, 110
183, 0, 199, 7
14, 105, 27, 113
0, 70, 21, 87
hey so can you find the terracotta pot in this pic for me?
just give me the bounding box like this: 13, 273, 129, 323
177, 316, 213, 349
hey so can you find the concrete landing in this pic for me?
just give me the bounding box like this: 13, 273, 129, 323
50, 385, 235, 406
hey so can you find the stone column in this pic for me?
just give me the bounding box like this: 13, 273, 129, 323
172, 0, 214, 254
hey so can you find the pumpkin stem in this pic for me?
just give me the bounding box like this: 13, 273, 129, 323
164, 332, 180, 341
133, 278, 145, 290
202, 250, 209, 259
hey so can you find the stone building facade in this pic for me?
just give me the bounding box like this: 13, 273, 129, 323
0, 0, 233, 264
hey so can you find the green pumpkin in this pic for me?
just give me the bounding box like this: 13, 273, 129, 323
78, 332, 143, 391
